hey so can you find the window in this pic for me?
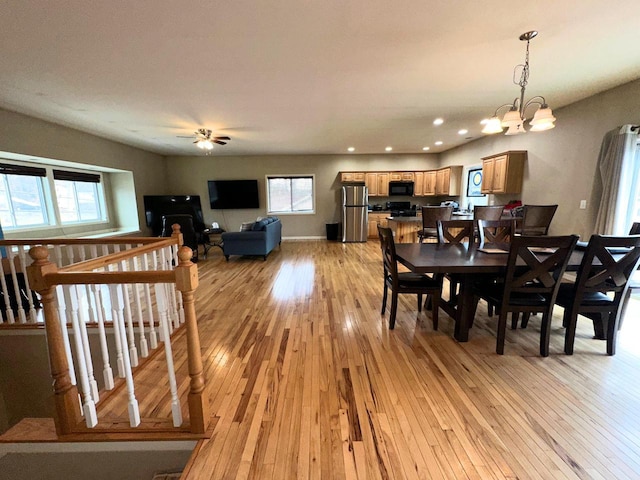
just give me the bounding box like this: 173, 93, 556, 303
267, 175, 315, 214
0, 163, 49, 229
53, 170, 104, 224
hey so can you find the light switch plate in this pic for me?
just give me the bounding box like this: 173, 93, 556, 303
579, 200, 587, 209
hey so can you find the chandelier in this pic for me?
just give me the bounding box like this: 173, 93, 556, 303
482, 31, 556, 135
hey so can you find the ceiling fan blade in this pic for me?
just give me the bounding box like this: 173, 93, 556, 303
213, 140, 227, 145
176, 135, 195, 138
214, 136, 231, 141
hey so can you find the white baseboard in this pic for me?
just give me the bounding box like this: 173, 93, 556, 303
281, 236, 326, 241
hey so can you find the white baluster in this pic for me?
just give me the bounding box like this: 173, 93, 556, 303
52, 245, 63, 268
92, 284, 114, 390
74, 285, 99, 403
66, 245, 75, 269
64, 285, 98, 428
161, 247, 180, 329
77, 246, 97, 325
18, 246, 38, 322
154, 283, 182, 427
132, 255, 149, 358
118, 253, 138, 367
55, 286, 77, 386
6, 250, 27, 323
108, 284, 141, 427
0, 257, 14, 323
142, 253, 158, 349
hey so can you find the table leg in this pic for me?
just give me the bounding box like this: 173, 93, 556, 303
454, 273, 476, 342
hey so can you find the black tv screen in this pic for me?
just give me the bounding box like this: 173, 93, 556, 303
208, 180, 259, 209
143, 195, 205, 236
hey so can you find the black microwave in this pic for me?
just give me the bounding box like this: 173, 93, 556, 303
388, 181, 414, 196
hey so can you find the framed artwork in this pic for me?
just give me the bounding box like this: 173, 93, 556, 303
467, 168, 484, 197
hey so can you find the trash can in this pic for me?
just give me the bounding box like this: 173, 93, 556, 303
326, 223, 339, 241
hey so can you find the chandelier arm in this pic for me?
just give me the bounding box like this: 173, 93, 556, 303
492, 103, 516, 117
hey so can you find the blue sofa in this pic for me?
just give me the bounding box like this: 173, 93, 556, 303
221, 217, 282, 261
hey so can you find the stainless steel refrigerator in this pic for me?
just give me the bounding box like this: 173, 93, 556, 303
342, 185, 368, 242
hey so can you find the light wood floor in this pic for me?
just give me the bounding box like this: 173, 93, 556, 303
126, 241, 640, 478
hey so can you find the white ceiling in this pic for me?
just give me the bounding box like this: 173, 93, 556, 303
1, 1, 639, 157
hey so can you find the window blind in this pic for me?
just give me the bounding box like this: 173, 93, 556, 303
53, 169, 101, 183
0, 163, 46, 177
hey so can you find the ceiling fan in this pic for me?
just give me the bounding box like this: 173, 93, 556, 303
178, 128, 230, 150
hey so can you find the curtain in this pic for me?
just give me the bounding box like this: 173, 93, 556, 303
594, 125, 640, 235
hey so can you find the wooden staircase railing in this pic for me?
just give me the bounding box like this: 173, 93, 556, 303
0, 227, 209, 438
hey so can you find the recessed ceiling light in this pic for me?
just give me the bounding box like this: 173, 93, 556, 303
347, 147, 355, 152
433, 118, 444, 126
435, 141, 443, 146
422, 147, 430, 151
385, 146, 393, 152
480, 118, 489, 125
458, 129, 468, 135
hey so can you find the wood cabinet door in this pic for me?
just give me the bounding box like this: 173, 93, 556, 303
401, 172, 415, 182
436, 168, 450, 195
377, 173, 390, 196
341, 172, 354, 182
353, 172, 366, 182
365, 173, 378, 196
389, 172, 402, 182
368, 218, 379, 238
481, 159, 494, 193
491, 155, 508, 193
414, 172, 424, 196
424, 171, 437, 196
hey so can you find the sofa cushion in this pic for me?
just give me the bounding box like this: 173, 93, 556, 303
252, 219, 269, 231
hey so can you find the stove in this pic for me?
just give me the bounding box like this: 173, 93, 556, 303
390, 209, 416, 217
387, 201, 415, 217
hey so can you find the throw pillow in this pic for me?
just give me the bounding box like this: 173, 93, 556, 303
251, 219, 269, 231
240, 222, 254, 232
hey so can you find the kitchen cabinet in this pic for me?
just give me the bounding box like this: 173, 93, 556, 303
414, 172, 424, 196
377, 173, 389, 196
424, 171, 437, 196
481, 151, 526, 194
368, 212, 388, 238
390, 172, 415, 182
386, 218, 422, 243
435, 166, 462, 196
364, 172, 390, 197
341, 172, 365, 183
365, 172, 378, 196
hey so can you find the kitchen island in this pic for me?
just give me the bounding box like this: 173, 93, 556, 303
386, 216, 422, 243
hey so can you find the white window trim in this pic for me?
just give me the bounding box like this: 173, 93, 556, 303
266, 174, 316, 215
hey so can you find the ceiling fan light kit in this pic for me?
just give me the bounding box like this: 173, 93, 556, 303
482, 30, 556, 136
179, 128, 231, 152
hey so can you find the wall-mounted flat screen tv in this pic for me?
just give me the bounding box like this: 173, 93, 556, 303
208, 180, 259, 209
143, 195, 205, 236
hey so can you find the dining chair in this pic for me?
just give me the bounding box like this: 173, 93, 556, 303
436, 219, 475, 305
477, 219, 515, 247
418, 206, 453, 243
377, 226, 441, 330
473, 205, 504, 222
620, 222, 640, 323
557, 234, 640, 355
473, 234, 579, 356
518, 204, 558, 236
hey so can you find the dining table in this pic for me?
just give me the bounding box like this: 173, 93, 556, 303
393, 241, 589, 342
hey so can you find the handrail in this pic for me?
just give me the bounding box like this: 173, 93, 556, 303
0, 226, 209, 438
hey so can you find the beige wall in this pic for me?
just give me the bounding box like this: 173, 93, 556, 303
164, 154, 439, 237
0, 108, 166, 235
440, 78, 640, 239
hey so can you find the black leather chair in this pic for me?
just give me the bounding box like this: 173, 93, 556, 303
557, 234, 640, 355
473, 235, 579, 356
378, 226, 441, 330
161, 214, 199, 261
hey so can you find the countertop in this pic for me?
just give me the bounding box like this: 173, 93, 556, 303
386, 216, 422, 222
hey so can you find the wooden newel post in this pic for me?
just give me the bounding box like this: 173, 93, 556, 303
174, 246, 209, 434
171, 224, 184, 247
26, 246, 80, 436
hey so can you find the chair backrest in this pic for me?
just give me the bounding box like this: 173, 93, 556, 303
377, 226, 398, 283
437, 220, 474, 244
629, 222, 640, 235
477, 219, 515, 246
521, 204, 558, 235
502, 235, 579, 306
162, 214, 197, 250
421, 206, 453, 230
571, 234, 640, 303
473, 205, 504, 222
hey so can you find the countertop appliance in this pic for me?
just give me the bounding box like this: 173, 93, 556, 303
342, 185, 368, 242
389, 181, 414, 196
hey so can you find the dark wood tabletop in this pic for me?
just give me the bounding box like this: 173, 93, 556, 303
393, 242, 589, 342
